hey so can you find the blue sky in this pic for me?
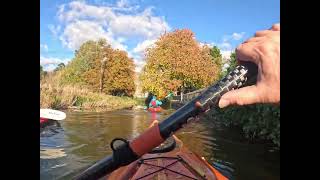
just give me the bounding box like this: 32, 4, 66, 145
40, 0, 280, 71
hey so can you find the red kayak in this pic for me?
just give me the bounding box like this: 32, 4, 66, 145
106, 135, 228, 180
148, 107, 162, 112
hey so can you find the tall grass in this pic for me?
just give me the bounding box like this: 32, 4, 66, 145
40, 72, 140, 111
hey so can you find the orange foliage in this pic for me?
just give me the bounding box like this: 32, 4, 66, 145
140, 29, 219, 98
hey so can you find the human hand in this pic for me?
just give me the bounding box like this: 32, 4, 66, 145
219, 23, 280, 108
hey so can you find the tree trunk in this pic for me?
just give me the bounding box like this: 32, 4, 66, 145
99, 57, 107, 93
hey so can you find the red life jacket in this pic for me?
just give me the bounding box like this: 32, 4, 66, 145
151, 100, 157, 107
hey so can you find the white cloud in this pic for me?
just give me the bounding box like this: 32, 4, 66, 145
200, 41, 232, 51
199, 42, 215, 48
221, 50, 232, 60
57, 1, 115, 23
108, 12, 169, 38
40, 44, 48, 51
134, 59, 146, 72
133, 39, 156, 54
131, 39, 157, 72
56, 1, 169, 38
116, 0, 129, 8
223, 32, 245, 42
40, 56, 70, 67
55, 1, 169, 53
52, 0, 170, 72
48, 24, 61, 37
232, 32, 245, 40
59, 20, 127, 50
219, 42, 232, 50
44, 64, 59, 72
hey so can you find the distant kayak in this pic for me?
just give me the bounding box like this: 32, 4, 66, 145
148, 107, 162, 112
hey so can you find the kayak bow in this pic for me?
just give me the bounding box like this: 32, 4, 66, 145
106, 135, 228, 180
148, 107, 162, 112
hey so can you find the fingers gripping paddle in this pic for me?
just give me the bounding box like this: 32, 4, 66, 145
40, 109, 66, 121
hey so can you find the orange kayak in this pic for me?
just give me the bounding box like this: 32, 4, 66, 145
106, 135, 228, 180
148, 107, 162, 112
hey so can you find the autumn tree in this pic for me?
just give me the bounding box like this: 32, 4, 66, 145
140, 29, 220, 98
61, 38, 136, 96
104, 50, 136, 96
82, 41, 113, 92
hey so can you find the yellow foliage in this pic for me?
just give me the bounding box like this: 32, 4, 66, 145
140, 29, 219, 98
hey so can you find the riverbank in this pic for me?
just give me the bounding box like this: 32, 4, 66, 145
40, 82, 145, 111
171, 101, 280, 148
40, 70, 146, 111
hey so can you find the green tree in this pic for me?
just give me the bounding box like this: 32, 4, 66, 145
227, 51, 237, 73
40, 65, 47, 79
219, 51, 238, 78
209, 46, 223, 77
60, 39, 107, 85
54, 63, 65, 72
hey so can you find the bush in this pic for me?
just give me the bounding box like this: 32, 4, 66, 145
210, 104, 280, 147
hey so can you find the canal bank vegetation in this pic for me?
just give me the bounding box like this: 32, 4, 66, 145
40, 38, 142, 111
40, 72, 140, 110
211, 104, 280, 147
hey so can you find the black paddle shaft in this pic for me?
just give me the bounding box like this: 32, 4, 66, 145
74, 61, 258, 180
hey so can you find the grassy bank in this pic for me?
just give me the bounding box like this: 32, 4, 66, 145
40, 72, 143, 111
209, 104, 280, 147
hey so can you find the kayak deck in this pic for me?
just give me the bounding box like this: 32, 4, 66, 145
106, 136, 227, 180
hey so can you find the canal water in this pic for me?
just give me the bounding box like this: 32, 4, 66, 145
40, 109, 280, 180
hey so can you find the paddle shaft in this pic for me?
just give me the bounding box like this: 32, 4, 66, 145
74, 62, 258, 180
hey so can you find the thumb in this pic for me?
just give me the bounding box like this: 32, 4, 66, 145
219, 85, 260, 108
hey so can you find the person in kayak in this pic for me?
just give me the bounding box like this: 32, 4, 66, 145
146, 92, 173, 109
149, 95, 163, 108
219, 23, 280, 108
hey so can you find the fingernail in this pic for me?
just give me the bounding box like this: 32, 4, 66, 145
219, 99, 229, 108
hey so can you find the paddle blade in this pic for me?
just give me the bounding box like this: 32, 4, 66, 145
40, 109, 66, 121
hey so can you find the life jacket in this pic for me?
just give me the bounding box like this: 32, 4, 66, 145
151, 100, 157, 107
